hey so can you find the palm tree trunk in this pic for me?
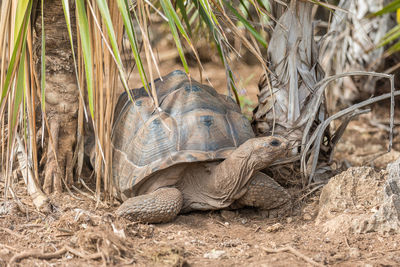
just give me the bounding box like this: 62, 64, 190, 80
33, 0, 79, 193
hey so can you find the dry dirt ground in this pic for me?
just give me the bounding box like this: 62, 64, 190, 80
1, 42, 400, 266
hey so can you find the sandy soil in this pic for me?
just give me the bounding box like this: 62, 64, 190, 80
1, 36, 400, 267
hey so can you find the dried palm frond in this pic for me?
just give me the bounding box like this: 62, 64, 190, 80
253, 1, 330, 186
253, 1, 399, 187
320, 0, 395, 110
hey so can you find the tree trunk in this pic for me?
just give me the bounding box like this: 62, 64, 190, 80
33, 0, 78, 193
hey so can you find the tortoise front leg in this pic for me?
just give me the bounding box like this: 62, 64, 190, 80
116, 188, 183, 223
235, 172, 292, 216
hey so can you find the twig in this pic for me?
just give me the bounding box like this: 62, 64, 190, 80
79, 178, 95, 195
0, 227, 24, 239
216, 220, 229, 228
71, 185, 107, 208
8, 245, 102, 264
9, 248, 67, 264
344, 236, 350, 248
56, 228, 73, 234
262, 246, 324, 267
295, 183, 326, 204
64, 245, 102, 260
0, 243, 18, 251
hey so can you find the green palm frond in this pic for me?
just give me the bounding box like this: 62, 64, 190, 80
373, 0, 400, 54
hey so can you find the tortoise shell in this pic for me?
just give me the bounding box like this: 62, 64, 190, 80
112, 70, 255, 199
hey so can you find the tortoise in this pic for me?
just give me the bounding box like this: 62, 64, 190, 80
112, 70, 291, 223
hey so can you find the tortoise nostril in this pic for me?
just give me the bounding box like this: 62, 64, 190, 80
270, 139, 281, 147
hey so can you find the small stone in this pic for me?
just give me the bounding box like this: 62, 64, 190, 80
265, 223, 283, 233
390, 255, 400, 263
286, 217, 293, 223
331, 252, 347, 262
303, 213, 312, 221
373, 150, 400, 169
203, 249, 226, 259
241, 218, 248, 225
167, 235, 174, 240
0, 201, 19, 215
313, 253, 324, 263
0, 248, 10, 255
221, 239, 240, 247
349, 247, 361, 258
220, 210, 235, 221
224, 222, 230, 226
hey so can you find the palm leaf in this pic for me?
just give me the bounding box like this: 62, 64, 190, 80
76, 0, 94, 118
374, 0, 400, 54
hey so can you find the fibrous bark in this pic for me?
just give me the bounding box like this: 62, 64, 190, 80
33, 0, 78, 193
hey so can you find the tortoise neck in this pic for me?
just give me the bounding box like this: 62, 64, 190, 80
210, 144, 258, 204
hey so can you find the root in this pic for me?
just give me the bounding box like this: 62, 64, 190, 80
43, 119, 61, 194
8, 246, 102, 264
262, 246, 324, 267
9, 248, 67, 264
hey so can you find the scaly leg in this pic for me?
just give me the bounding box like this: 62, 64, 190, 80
236, 172, 291, 216
116, 188, 183, 223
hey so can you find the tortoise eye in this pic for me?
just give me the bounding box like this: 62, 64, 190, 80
270, 139, 281, 147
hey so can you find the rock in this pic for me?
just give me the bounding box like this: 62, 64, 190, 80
265, 223, 283, 232
203, 249, 226, 259
303, 213, 312, 221
0, 248, 10, 255
221, 239, 241, 247
364, 159, 400, 234
317, 167, 385, 224
316, 167, 386, 235
220, 210, 236, 221
349, 247, 361, 258
0, 201, 19, 215
373, 150, 400, 169
317, 163, 400, 235
286, 217, 293, 223
313, 253, 324, 263
320, 214, 353, 236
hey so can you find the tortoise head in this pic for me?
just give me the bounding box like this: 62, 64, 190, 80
239, 136, 288, 170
